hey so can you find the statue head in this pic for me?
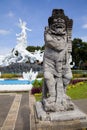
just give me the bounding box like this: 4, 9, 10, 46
19, 18, 27, 29
48, 9, 73, 35
50, 18, 66, 35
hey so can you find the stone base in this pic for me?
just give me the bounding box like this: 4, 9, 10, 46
32, 120, 86, 130
33, 119, 87, 130
34, 101, 87, 129
29, 93, 87, 130
35, 101, 87, 121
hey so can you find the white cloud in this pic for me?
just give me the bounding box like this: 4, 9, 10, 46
0, 29, 10, 35
82, 24, 87, 29
81, 36, 87, 42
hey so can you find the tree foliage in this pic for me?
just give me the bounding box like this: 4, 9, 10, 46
72, 38, 87, 68
26, 39, 87, 69
26, 45, 44, 52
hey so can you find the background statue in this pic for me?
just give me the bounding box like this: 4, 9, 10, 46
0, 19, 44, 66
42, 9, 74, 112
16, 18, 32, 49
12, 18, 34, 63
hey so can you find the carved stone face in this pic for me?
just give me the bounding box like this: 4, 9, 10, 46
50, 18, 66, 35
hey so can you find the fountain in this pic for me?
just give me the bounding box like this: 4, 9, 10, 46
23, 68, 38, 81
0, 19, 44, 66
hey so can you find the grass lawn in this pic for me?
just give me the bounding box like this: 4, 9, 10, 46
34, 82, 87, 101
66, 82, 87, 100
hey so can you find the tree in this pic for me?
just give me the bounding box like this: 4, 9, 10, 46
26, 45, 44, 52
72, 38, 87, 68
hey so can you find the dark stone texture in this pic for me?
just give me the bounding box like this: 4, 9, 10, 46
0, 63, 43, 73
48, 9, 73, 28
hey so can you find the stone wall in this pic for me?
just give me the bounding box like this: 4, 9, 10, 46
0, 63, 43, 73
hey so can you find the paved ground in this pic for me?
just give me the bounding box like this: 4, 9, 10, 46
0, 92, 30, 130
0, 92, 87, 130
73, 99, 87, 114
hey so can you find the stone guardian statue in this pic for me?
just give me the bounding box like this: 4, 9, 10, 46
42, 9, 74, 112
35, 9, 87, 123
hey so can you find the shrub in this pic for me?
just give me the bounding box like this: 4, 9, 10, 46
73, 74, 87, 78
1, 73, 20, 79
67, 81, 85, 90
31, 79, 43, 94
73, 74, 82, 78
70, 79, 87, 85
32, 79, 43, 88
31, 87, 42, 94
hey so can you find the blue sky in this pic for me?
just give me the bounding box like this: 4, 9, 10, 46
0, 0, 87, 55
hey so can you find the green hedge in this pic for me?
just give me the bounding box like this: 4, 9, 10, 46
0, 73, 21, 79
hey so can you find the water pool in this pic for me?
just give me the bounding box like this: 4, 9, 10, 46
0, 79, 33, 91
0, 79, 31, 85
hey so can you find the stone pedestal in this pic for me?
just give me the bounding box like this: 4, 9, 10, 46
29, 92, 87, 130
32, 119, 87, 130
35, 102, 87, 121
34, 101, 87, 130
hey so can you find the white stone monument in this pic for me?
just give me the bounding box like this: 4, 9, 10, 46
23, 68, 38, 81
0, 19, 44, 66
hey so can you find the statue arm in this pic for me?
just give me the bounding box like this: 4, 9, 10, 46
26, 27, 32, 31
44, 31, 59, 49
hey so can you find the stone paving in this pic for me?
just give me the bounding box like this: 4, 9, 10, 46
0, 92, 87, 130
73, 99, 87, 114
0, 93, 15, 129
0, 92, 30, 130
